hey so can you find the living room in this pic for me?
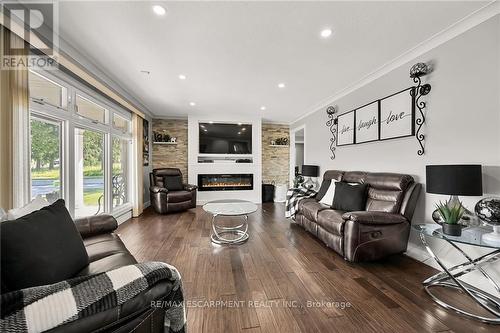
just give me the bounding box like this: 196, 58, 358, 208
1, 1, 500, 332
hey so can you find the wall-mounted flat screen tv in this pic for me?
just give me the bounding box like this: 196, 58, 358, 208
199, 122, 252, 154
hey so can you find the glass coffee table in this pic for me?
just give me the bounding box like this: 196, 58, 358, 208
414, 224, 500, 324
203, 199, 257, 245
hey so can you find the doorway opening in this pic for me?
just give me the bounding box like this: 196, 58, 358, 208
290, 126, 305, 186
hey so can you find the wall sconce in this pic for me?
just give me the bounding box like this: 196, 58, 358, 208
325, 105, 338, 160
410, 62, 432, 155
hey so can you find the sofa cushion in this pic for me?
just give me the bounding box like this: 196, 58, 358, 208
168, 190, 193, 203
316, 179, 331, 201
298, 198, 329, 222
1, 199, 89, 291
317, 209, 346, 236
163, 175, 183, 191
6, 196, 49, 220
332, 182, 368, 211
83, 233, 131, 262
365, 188, 403, 213
76, 252, 138, 276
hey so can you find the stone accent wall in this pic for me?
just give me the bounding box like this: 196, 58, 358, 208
262, 123, 290, 186
152, 119, 188, 183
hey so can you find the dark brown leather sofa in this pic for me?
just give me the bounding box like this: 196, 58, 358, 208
34, 214, 175, 333
295, 170, 421, 262
150, 168, 197, 214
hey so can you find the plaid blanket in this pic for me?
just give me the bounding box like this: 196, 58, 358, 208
1, 262, 186, 333
285, 187, 317, 219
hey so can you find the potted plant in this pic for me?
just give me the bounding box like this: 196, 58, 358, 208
435, 200, 466, 236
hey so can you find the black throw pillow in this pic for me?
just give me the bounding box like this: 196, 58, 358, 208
163, 175, 183, 191
0, 199, 89, 291
315, 179, 331, 201
331, 182, 368, 211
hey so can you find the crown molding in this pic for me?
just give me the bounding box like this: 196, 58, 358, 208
290, 1, 500, 125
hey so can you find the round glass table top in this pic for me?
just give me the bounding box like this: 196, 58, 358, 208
203, 199, 258, 216
413, 223, 500, 249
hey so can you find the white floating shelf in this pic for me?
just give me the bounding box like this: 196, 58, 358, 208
269, 144, 289, 147
153, 142, 178, 145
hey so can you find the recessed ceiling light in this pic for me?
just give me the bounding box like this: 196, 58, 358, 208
152, 5, 166, 16
203, 129, 208, 132
238, 122, 242, 126
260, 106, 266, 111
320, 28, 333, 38
189, 102, 196, 106
178, 74, 186, 80
278, 83, 286, 88
241, 127, 246, 131
209, 121, 214, 124
237, 132, 241, 135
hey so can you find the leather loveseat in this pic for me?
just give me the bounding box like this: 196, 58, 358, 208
50, 215, 173, 332
150, 168, 197, 214
295, 170, 421, 262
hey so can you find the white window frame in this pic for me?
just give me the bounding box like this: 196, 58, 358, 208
22, 69, 134, 218
28, 113, 65, 203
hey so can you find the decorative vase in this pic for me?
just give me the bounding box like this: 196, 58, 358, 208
442, 223, 462, 236
475, 197, 500, 245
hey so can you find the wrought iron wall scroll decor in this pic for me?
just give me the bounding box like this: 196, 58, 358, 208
325, 105, 338, 160
409, 62, 432, 155
324, 63, 431, 157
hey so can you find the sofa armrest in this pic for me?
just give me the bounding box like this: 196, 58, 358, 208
74, 215, 118, 238
184, 184, 198, 191
150, 186, 168, 194
342, 211, 408, 225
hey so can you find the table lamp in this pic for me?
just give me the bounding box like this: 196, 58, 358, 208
426, 165, 483, 224
301, 165, 319, 190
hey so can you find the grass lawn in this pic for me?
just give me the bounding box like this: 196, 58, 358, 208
83, 189, 103, 206
32, 165, 122, 179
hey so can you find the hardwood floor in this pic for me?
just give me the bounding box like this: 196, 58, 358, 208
117, 203, 498, 333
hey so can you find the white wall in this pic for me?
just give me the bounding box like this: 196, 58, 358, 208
291, 16, 500, 293
188, 115, 262, 204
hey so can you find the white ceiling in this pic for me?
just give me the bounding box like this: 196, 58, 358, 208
58, 1, 487, 123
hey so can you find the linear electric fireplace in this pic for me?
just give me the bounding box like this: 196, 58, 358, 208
198, 174, 254, 191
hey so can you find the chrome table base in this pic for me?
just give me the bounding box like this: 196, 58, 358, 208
210, 214, 249, 245
419, 232, 500, 324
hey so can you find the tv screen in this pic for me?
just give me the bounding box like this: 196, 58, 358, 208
199, 123, 252, 154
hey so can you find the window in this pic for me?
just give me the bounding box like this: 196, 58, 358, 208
29, 71, 67, 108
74, 128, 105, 217
113, 113, 130, 133
27, 69, 134, 218
76, 94, 106, 124
112, 137, 129, 209
30, 116, 62, 202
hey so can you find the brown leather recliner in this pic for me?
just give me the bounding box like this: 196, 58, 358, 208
150, 168, 197, 214
295, 170, 421, 262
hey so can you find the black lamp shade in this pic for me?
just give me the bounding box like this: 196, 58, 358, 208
302, 165, 319, 177
426, 165, 482, 196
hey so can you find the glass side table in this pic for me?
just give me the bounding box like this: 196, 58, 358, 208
203, 199, 257, 245
414, 224, 500, 324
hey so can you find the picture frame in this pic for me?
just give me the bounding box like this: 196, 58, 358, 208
336, 110, 355, 146
143, 118, 150, 166
355, 101, 379, 143
380, 87, 415, 140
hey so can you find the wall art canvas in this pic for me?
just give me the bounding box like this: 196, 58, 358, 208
380, 88, 415, 140
337, 111, 355, 146
355, 102, 379, 143
143, 118, 150, 166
